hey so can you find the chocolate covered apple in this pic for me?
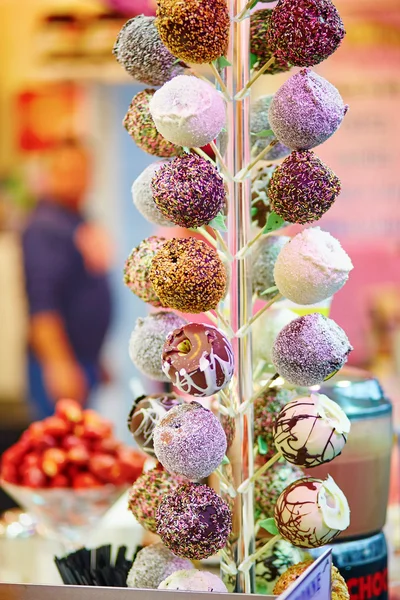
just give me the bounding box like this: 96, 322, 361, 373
162, 323, 234, 397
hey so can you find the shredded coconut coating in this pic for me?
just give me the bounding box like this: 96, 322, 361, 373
149, 238, 227, 313
124, 89, 182, 157
267, 0, 345, 67
131, 162, 174, 227
128, 311, 187, 381
269, 69, 348, 151
113, 15, 185, 86
151, 154, 226, 228
268, 150, 341, 224
272, 313, 353, 386
157, 482, 232, 560
156, 0, 230, 64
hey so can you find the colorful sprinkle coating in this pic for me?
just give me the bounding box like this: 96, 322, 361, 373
149, 237, 227, 313
274, 561, 350, 600
113, 16, 185, 86
272, 313, 353, 386
269, 69, 348, 151
132, 162, 175, 227
123, 89, 182, 157
255, 539, 306, 595
157, 482, 232, 560
128, 467, 187, 533
251, 165, 280, 229
250, 10, 291, 74
156, 0, 230, 64
151, 154, 226, 228
251, 234, 290, 300
149, 76, 226, 148
254, 387, 297, 460
128, 311, 187, 381
273, 227, 353, 305
267, 0, 345, 67
153, 402, 227, 480
128, 393, 184, 455
268, 150, 341, 224
251, 95, 291, 161
126, 542, 192, 589
254, 460, 304, 520
123, 236, 166, 306
221, 414, 235, 451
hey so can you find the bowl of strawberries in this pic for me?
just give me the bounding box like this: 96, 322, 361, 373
0, 399, 146, 548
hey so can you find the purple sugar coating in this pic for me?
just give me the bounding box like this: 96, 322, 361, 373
151, 154, 226, 228
272, 313, 353, 386
267, 0, 345, 67
157, 482, 232, 560
153, 401, 227, 481
268, 150, 341, 224
269, 69, 348, 150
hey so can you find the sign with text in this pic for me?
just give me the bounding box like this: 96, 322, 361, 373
279, 550, 332, 600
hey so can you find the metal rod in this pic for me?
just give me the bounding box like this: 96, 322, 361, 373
219, 0, 255, 592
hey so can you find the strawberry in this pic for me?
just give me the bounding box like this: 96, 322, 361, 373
88, 453, 116, 482
72, 473, 102, 489
21, 466, 47, 489
1, 463, 19, 484
42, 416, 70, 438
67, 445, 90, 466
56, 399, 83, 424
41, 448, 67, 477
91, 437, 120, 455
50, 474, 70, 488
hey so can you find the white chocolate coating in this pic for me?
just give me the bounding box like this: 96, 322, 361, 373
275, 476, 350, 548
273, 393, 351, 467
159, 569, 227, 592
274, 227, 353, 305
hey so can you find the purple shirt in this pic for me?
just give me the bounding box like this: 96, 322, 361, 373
22, 200, 112, 363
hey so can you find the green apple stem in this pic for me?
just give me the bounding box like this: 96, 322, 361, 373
236, 293, 283, 337
209, 62, 232, 101
237, 451, 282, 494
234, 139, 278, 181
235, 57, 276, 100
238, 535, 282, 573
238, 372, 280, 415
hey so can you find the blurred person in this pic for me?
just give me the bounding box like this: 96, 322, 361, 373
22, 139, 112, 419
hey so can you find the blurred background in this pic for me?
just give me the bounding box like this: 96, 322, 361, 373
0, 0, 399, 545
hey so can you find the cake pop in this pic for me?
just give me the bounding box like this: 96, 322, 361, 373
269, 70, 348, 151
251, 165, 284, 229
131, 162, 174, 227
149, 238, 226, 313
149, 76, 226, 148
162, 323, 234, 397
267, 0, 345, 67
255, 461, 304, 520
126, 543, 192, 589
273, 393, 351, 467
113, 16, 185, 86
253, 308, 297, 368
153, 402, 227, 481
252, 235, 290, 299
128, 393, 184, 455
273, 228, 353, 305
251, 96, 291, 161
123, 236, 166, 306
255, 539, 306, 595
221, 414, 236, 451
274, 561, 350, 600
268, 151, 341, 224
254, 387, 297, 459
250, 10, 291, 74
124, 90, 181, 157
128, 467, 187, 533
156, 0, 229, 64
159, 569, 228, 592
157, 482, 232, 560
272, 313, 352, 386
128, 311, 187, 381
151, 154, 226, 229
274, 475, 350, 548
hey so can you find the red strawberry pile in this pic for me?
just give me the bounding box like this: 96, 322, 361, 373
0, 399, 145, 489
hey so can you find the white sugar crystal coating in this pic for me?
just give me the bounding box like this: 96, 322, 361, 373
131, 162, 174, 227
273, 393, 351, 467
275, 476, 350, 548
159, 569, 228, 592
149, 76, 226, 148
274, 227, 353, 305
126, 543, 192, 589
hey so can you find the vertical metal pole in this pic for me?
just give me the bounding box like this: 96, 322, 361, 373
222, 0, 255, 593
